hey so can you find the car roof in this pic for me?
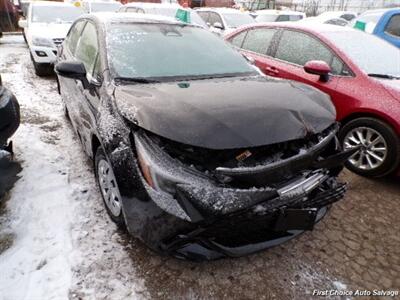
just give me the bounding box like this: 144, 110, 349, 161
89, 12, 188, 25
247, 22, 356, 35
319, 10, 356, 16
123, 2, 182, 8
256, 9, 304, 15
360, 8, 398, 15
197, 7, 246, 14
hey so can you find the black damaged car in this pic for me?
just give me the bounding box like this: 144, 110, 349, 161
55, 13, 356, 260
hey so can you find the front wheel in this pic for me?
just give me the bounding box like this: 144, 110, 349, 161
95, 147, 125, 227
339, 117, 400, 178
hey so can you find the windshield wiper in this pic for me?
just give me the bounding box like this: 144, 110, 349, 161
368, 73, 400, 80
114, 77, 161, 84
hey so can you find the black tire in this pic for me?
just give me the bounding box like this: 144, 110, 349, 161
94, 147, 126, 227
339, 117, 400, 178
30, 54, 52, 77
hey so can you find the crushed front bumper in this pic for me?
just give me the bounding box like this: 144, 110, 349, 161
132, 129, 355, 260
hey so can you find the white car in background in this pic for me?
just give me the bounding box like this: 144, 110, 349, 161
299, 15, 349, 26
18, 1, 83, 76
197, 8, 256, 36
253, 10, 306, 22
81, 0, 122, 13
317, 10, 357, 22
117, 3, 207, 28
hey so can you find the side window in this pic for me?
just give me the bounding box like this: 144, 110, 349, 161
75, 22, 99, 76
276, 15, 290, 22
276, 30, 332, 67
66, 21, 86, 55
289, 15, 302, 21
197, 12, 209, 24
208, 12, 223, 26
126, 7, 138, 13
341, 14, 355, 21
229, 30, 247, 48
385, 14, 400, 38
241, 28, 276, 55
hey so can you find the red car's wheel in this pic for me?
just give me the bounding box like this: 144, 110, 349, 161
339, 117, 400, 178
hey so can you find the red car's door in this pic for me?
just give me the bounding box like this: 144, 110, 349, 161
265, 29, 346, 99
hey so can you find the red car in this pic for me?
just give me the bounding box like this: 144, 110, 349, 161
225, 23, 400, 178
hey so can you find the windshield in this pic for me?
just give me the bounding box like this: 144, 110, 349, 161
222, 13, 255, 28
255, 14, 278, 22
32, 6, 83, 23
325, 31, 400, 77
90, 2, 121, 12
107, 23, 256, 80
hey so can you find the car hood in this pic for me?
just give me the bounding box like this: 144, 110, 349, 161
114, 76, 336, 149
376, 78, 400, 102
28, 23, 72, 39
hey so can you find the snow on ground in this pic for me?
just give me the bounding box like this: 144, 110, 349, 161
0, 35, 147, 300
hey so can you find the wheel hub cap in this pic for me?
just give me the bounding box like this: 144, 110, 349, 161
98, 159, 122, 217
343, 127, 387, 170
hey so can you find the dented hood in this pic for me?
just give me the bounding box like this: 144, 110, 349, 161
114, 76, 336, 149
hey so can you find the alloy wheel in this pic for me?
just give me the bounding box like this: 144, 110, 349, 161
343, 127, 387, 171
97, 159, 122, 217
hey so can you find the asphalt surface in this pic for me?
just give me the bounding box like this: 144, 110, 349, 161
0, 34, 399, 300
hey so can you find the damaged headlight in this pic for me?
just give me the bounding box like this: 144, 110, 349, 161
135, 132, 211, 195
136, 141, 175, 194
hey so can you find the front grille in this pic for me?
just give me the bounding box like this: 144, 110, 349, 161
52, 38, 64, 46
199, 180, 346, 248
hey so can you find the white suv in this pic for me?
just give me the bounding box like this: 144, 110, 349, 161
19, 1, 83, 76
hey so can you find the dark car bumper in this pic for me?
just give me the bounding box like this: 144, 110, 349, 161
119, 128, 353, 261
162, 206, 330, 261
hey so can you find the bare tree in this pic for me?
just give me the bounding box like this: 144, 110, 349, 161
303, 0, 321, 16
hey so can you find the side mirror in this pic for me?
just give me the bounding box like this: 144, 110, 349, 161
18, 19, 27, 28
304, 60, 331, 82
55, 61, 90, 89
213, 22, 224, 30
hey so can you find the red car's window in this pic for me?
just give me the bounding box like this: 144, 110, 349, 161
241, 28, 276, 55
275, 30, 344, 75
230, 30, 247, 48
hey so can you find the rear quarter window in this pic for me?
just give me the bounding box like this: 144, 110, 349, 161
241, 28, 276, 54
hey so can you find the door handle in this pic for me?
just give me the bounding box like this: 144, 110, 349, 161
265, 66, 280, 76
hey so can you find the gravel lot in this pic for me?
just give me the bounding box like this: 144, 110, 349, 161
0, 34, 399, 300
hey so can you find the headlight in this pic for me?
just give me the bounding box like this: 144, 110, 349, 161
32, 36, 54, 48
136, 138, 179, 195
